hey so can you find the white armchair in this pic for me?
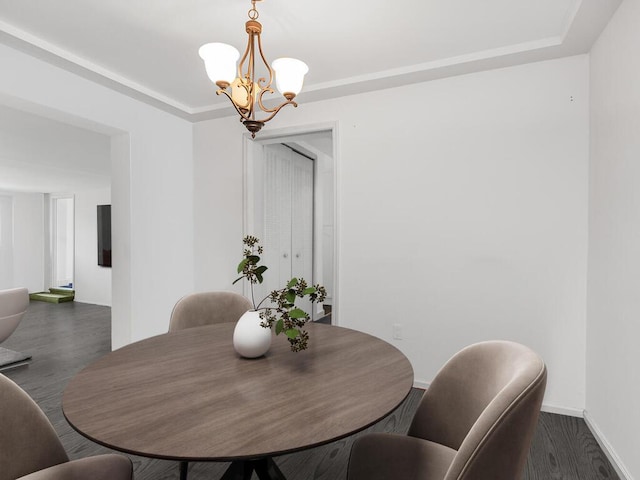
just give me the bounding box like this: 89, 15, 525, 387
0, 287, 31, 370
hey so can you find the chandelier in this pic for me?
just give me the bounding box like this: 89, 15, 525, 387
199, 0, 309, 138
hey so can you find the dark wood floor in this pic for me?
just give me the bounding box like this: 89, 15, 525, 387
2, 301, 619, 480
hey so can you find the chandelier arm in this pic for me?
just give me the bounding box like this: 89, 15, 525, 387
255, 33, 274, 91
253, 99, 298, 124
237, 32, 252, 82
256, 87, 279, 113
217, 89, 253, 121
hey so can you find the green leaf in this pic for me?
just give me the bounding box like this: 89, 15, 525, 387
275, 319, 284, 335
232, 276, 244, 285
255, 266, 268, 275
287, 278, 298, 288
286, 291, 296, 304
285, 328, 300, 339
302, 287, 316, 295
237, 258, 248, 273
289, 308, 307, 319
247, 255, 260, 264
256, 273, 263, 284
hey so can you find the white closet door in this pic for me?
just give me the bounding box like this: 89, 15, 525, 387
290, 152, 314, 316
256, 144, 314, 315
257, 144, 292, 305
270, 144, 294, 287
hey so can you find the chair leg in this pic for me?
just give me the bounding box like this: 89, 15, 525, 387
179, 461, 189, 480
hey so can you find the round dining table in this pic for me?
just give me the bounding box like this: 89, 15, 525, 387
62, 321, 414, 480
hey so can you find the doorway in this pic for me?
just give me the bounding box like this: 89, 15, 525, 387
244, 126, 336, 323
253, 143, 314, 316
50, 195, 74, 289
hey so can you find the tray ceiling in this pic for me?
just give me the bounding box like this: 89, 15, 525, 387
0, 0, 623, 121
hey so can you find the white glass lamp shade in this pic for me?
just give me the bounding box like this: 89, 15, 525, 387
199, 43, 240, 86
272, 58, 309, 97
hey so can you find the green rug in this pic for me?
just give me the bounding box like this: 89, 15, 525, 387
48, 287, 75, 296
30, 288, 75, 304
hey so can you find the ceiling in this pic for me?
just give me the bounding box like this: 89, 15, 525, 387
0, 0, 622, 122
0, 104, 110, 193
0, 0, 623, 193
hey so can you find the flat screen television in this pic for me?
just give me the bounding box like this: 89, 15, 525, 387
97, 204, 112, 267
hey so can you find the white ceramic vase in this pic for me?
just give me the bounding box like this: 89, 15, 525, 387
233, 310, 272, 358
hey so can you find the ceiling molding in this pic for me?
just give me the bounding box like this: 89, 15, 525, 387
0, 20, 194, 114
0, 0, 620, 123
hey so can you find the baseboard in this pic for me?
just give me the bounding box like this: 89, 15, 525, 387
541, 404, 583, 417
74, 300, 112, 307
413, 379, 429, 390
583, 410, 634, 480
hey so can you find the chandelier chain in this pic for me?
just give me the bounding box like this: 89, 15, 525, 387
248, 1, 259, 20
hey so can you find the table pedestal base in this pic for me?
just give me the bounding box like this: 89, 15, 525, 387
219, 458, 286, 480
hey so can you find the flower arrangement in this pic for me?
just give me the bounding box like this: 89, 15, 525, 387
234, 235, 327, 352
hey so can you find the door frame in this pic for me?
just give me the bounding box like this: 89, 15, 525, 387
242, 122, 339, 324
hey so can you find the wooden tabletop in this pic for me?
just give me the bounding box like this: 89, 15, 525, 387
62, 322, 414, 462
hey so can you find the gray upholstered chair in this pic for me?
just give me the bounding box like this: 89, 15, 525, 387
0, 287, 31, 369
168, 291, 252, 332
347, 340, 547, 480
168, 290, 252, 479
0, 373, 133, 480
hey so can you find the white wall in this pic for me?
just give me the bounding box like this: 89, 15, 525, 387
193, 122, 245, 292
0, 29, 595, 416
194, 55, 590, 412
587, 0, 640, 478
0, 43, 195, 348
0, 190, 44, 292
0, 104, 111, 193
74, 188, 112, 306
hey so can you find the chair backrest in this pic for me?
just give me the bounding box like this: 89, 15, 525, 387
168, 291, 253, 332
408, 341, 546, 480
0, 374, 69, 480
0, 287, 29, 343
